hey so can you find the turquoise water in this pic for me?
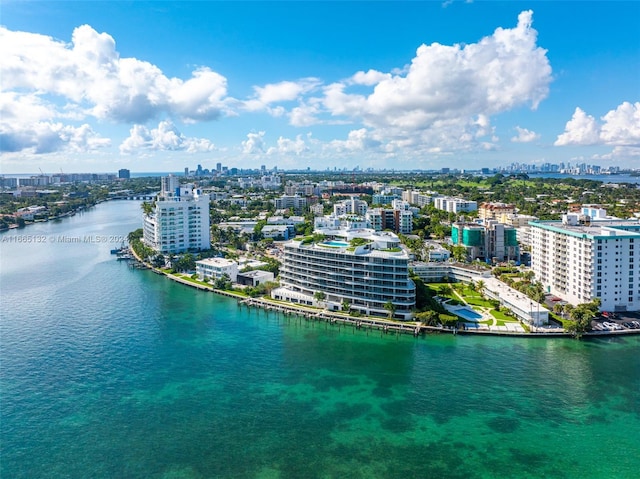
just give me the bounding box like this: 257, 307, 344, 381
1, 201, 639, 478
453, 307, 484, 321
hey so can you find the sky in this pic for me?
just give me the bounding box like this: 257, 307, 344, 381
1, 1, 639, 174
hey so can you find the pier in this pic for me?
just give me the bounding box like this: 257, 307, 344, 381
238, 297, 427, 336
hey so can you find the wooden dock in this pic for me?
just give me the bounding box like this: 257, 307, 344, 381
238, 297, 428, 336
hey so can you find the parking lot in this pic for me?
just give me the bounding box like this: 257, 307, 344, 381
591, 311, 640, 332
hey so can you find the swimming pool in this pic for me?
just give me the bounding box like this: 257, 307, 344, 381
323, 240, 349, 247
453, 307, 483, 322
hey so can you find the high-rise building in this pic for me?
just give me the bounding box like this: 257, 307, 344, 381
161, 174, 180, 196
118, 169, 130, 179
530, 214, 640, 311
143, 177, 210, 254
452, 220, 519, 262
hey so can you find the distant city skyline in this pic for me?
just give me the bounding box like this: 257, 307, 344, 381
1, 1, 639, 174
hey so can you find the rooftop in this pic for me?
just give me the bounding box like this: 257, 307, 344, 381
196, 257, 237, 267
530, 219, 640, 239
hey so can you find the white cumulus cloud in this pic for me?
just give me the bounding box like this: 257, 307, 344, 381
242, 131, 266, 154
267, 135, 309, 156
0, 89, 111, 154
555, 102, 640, 147
301, 10, 552, 154
511, 126, 540, 143
119, 120, 215, 154
242, 77, 321, 119
329, 129, 382, 152
0, 121, 111, 154
0, 25, 232, 125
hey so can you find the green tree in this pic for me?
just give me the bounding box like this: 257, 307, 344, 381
128, 228, 143, 243
567, 305, 595, 338
476, 280, 486, 297
341, 299, 351, 312
384, 301, 396, 319
438, 284, 453, 297
553, 303, 564, 317
152, 254, 165, 268
416, 310, 440, 326
214, 273, 232, 290
452, 245, 467, 262
141, 201, 154, 217
314, 291, 326, 302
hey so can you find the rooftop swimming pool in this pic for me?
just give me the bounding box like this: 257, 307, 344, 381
453, 307, 483, 322
322, 240, 349, 247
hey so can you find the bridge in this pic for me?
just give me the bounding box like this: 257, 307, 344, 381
108, 194, 157, 201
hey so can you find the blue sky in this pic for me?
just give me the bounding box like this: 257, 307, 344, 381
1, 1, 639, 173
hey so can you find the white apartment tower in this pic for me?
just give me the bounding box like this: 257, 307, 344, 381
143, 177, 211, 254
530, 214, 640, 312
333, 196, 368, 216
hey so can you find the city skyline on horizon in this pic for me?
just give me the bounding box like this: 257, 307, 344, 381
1, 1, 639, 174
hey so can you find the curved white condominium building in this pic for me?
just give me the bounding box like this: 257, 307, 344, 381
274, 228, 415, 319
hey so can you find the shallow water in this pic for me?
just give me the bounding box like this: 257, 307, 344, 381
1, 201, 638, 478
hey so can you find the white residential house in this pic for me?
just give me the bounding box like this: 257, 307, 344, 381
196, 257, 238, 282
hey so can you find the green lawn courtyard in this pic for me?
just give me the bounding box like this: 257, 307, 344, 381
427, 282, 528, 331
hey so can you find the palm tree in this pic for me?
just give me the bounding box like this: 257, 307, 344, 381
384, 301, 396, 319
417, 310, 440, 326
439, 285, 453, 297
452, 245, 467, 262
141, 201, 154, 217
553, 303, 564, 317
341, 299, 351, 312
314, 291, 326, 308
563, 303, 574, 320
476, 280, 486, 297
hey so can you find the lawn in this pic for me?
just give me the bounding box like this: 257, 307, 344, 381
427, 282, 523, 326
466, 297, 494, 308
489, 309, 514, 326
175, 274, 212, 288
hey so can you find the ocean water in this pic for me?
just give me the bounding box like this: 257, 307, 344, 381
1, 201, 639, 479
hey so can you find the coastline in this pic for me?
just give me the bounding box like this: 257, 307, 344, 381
127, 245, 639, 339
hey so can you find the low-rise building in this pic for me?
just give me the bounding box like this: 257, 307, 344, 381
333, 197, 368, 216
236, 270, 275, 286
479, 202, 516, 221
500, 213, 538, 228
196, 257, 238, 282
261, 224, 291, 240
433, 197, 477, 214
274, 195, 307, 213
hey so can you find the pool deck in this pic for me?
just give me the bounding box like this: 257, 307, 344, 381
443, 303, 485, 322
